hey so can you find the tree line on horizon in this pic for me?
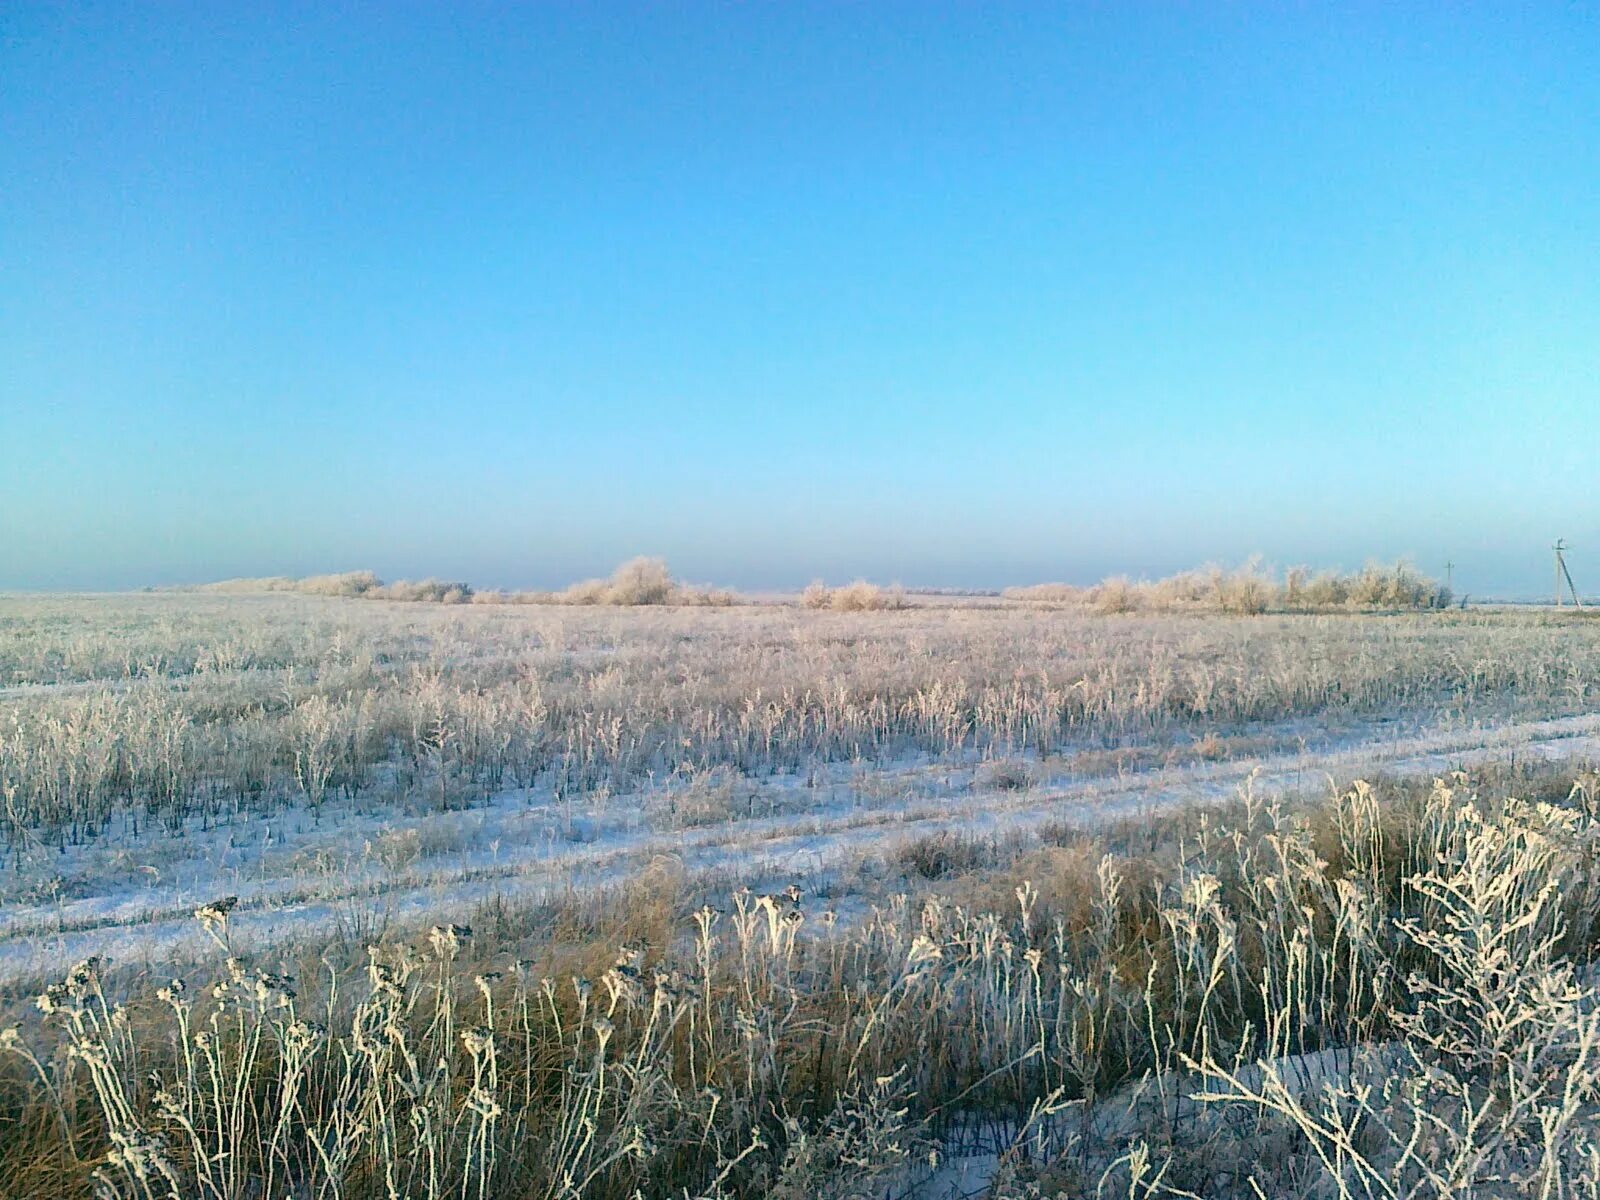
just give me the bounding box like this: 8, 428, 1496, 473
183, 556, 1453, 614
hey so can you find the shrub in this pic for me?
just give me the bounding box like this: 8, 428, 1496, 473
896, 829, 994, 878
296, 570, 382, 597
1008, 559, 1447, 615
797, 580, 910, 612
976, 757, 1032, 791
1216, 560, 1273, 615
604, 557, 675, 606
654, 764, 752, 827
561, 578, 610, 605
1299, 569, 1350, 608
549, 558, 736, 606
197, 571, 381, 596
1283, 565, 1308, 607
1340, 560, 1450, 611
830, 581, 886, 611
1093, 575, 1140, 614
1002, 581, 1090, 604
188, 560, 740, 608
370, 578, 474, 603
674, 584, 737, 607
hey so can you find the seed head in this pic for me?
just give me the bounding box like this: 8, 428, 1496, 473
195, 897, 238, 928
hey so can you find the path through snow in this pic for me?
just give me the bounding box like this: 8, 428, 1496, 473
3, 710, 1597, 985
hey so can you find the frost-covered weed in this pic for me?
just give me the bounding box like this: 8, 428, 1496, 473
5, 772, 1600, 1197
4, 597, 1600, 845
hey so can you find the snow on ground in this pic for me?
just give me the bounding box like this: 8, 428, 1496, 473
909, 1040, 1410, 1198
2, 709, 1597, 985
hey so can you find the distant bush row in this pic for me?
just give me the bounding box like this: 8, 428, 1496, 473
195, 559, 735, 607
191, 558, 1450, 614
1005, 559, 1453, 614
476, 557, 737, 607
197, 571, 477, 603
800, 579, 913, 611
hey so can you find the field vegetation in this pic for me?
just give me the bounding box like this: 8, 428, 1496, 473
1, 590, 1598, 1195
1, 767, 1599, 1197
2, 594, 1595, 847
1005, 560, 1453, 614
189, 558, 1450, 617
801, 579, 911, 611
193, 559, 734, 608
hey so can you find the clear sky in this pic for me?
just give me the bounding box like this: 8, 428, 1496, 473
3, 4, 1596, 596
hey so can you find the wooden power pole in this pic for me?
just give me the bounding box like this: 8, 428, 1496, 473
1555, 539, 1584, 609
1445, 560, 1455, 594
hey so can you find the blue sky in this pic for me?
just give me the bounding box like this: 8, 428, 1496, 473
3, 4, 1596, 595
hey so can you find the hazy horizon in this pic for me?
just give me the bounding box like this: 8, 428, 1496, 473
4, 5, 1597, 599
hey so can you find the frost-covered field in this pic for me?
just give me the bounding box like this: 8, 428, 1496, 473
4, 593, 1600, 1197
3, 594, 1599, 964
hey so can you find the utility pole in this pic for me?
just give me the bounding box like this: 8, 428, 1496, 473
1445, 560, 1455, 595
1555, 540, 1584, 609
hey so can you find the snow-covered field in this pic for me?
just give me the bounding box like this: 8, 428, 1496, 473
8, 593, 1600, 1198
2, 593, 1599, 981
0, 706, 1596, 983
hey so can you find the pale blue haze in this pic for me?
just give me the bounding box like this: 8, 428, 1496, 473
2, 4, 1597, 596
